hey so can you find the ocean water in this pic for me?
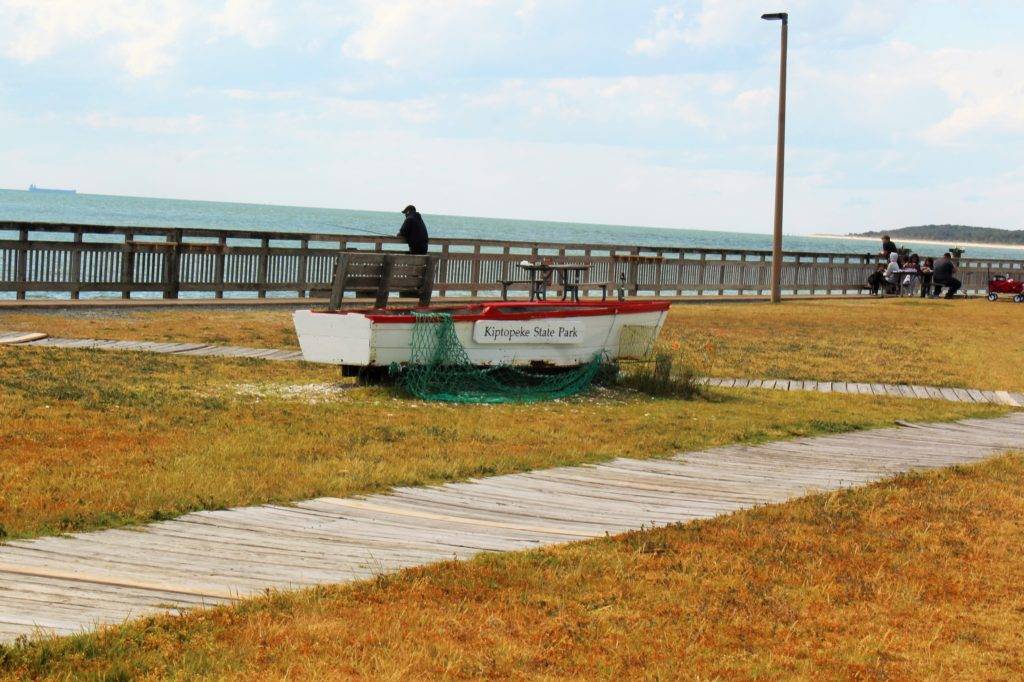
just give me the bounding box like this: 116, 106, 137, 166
2, 188, 1022, 261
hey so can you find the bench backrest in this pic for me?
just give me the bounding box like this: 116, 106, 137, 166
328, 252, 437, 310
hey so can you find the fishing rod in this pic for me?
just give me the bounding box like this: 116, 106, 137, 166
326, 224, 396, 239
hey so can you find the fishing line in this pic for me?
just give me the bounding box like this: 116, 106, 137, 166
324, 224, 396, 238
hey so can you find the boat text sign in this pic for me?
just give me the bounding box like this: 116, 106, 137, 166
473, 320, 584, 344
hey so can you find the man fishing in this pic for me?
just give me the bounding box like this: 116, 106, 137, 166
398, 205, 429, 255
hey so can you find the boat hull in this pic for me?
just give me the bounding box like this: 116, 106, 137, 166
294, 301, 670, 367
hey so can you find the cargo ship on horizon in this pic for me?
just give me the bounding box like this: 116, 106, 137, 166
28, 184, 76, 195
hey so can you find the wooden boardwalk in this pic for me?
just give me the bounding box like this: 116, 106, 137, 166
2, 330, 1021, 405
704, 377, 1024, 407
2, 333, 303, 362
1, 413, 1023, 643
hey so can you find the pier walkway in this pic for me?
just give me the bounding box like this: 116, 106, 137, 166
1, 413, 1023, 643
2, 330, 1021, 406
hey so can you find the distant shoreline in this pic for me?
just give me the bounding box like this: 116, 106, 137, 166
807, 233, 1024, 253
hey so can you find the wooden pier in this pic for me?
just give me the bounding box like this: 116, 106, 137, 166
3, 221, 1018, 301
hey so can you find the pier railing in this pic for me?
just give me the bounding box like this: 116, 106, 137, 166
2, 221, 1019, 301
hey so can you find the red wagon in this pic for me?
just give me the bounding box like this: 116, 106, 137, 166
987, 274, 1024, 302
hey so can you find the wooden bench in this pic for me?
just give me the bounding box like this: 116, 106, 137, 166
498, 279, 538, 301
327, 252, 437, 311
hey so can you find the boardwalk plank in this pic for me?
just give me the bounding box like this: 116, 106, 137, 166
0, 398, 1022, 643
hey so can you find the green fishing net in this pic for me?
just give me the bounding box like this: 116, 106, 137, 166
392, 312, 607, 403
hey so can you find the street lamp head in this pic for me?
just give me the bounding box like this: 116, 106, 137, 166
761, 12, 788, 23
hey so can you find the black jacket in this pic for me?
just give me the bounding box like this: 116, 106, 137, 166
933, 257, 956, 283
398, 212, 429, 255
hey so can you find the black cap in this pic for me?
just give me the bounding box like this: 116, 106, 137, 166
402, 205, 416, 214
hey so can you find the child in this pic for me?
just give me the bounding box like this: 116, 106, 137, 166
919, 257, 934, 298
867, 264, 886, 295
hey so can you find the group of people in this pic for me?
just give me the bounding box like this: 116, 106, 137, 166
867, 235, 962, 298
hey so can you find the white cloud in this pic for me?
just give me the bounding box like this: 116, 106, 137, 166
80, 112, 206, 134
0, 0, 188, 76
631, 4, 685, 56
341, 0, 534, 67
468, 76, 721, 129
731, 87, 775, 114
210, 0, 278, 47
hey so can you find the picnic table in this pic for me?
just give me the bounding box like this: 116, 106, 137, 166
500, 262, 595, 302
891, 269, 921, 296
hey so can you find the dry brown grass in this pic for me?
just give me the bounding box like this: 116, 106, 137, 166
4, 453, 1022, 680
4, 297, 1021, 389
2, 345, 1000, 541
0, 308, 299, 348
662, 297, 1024, 390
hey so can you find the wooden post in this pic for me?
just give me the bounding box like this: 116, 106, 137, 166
120, 232, 135, 300
760, 254, 768, 295
438, 243, 450, 295
737, 253, 747, 295
717, 252, 727, 296
257, 237, 269, 298
630, 247, 640, 296
15, 227, 28, 300
328, 253, 350, 311
766, 13, 788, 303
419, 255, 436, 306
792, 254, 801, 295
214, 235, 226, 299
471, 244, 482, 296
697, 252, 707, 297
70, 229, 83, 300
164, 229, 183, 299
654, 249, 664, 297
675, 251, 685, 296
298, 238, 309, 298
374, 256, 394, 308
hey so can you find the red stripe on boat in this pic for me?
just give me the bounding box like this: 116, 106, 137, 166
313, 300, 671, 323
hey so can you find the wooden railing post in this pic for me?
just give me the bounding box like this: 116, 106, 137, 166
792, 254, 801, 295
438, 243, 450, 291
697, 252, 707, 297
471, 244, 482, 296
737, 253, 747, 295
654, 249, 664, 296
214, 235, 226, 299
298, 238, 309, 297
163, 229, 183, 299
717, 252, 726, 296
15, 227, 28, 300
120, 232, 135, 300
674, 251, 685, 296
70, 229, 83, 300
630, 246, 640, 296
257, 237, 269, 298
501, 245, 511, 284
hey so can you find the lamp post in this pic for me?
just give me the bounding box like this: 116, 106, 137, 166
762, 11, 787, 304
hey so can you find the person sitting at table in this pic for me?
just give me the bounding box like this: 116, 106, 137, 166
883, 252, 901, 293
932, 252, 961, 299
867, 264, 886, 296
901, 254, 920, 294
919, 257, 934, 298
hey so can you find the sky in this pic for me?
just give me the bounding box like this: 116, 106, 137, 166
1, 0, 1023, 235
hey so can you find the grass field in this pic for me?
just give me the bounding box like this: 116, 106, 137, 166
1, 345, 1002, 540
4, 297, 1023, 389
4, 453, 1022, 679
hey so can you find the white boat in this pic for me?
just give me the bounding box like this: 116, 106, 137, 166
293, 300, 670, 368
